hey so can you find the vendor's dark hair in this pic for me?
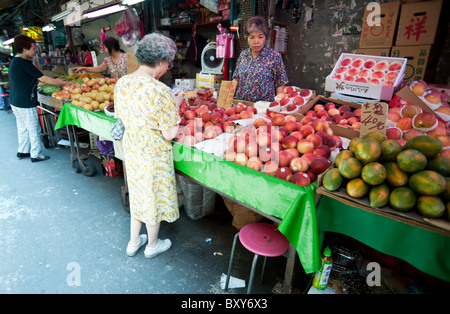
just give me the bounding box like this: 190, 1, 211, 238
81, 44, 90, 52
13, 34, 36, 53
103, 37, 121, 53
245, 16, 269, 38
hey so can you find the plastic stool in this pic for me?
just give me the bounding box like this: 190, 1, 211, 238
225, 223, 290, 294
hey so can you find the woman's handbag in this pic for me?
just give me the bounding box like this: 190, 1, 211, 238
110, 118, 125, 141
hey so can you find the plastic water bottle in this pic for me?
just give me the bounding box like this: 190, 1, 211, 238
312, 247, 333, 290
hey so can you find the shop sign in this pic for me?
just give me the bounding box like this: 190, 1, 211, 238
21, 26, 44, 42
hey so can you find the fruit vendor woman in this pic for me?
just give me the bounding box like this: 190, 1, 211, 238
232, 16, 288, 103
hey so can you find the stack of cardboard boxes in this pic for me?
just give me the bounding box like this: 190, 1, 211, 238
358, 0, 447, 82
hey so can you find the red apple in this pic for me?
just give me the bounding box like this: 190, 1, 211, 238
276, 167, 293, 181
290, 172, 311, 187
310, 156, 331, 175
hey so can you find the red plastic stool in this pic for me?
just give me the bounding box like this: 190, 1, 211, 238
225, 223, 290, 293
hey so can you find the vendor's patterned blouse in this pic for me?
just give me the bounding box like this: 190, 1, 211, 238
232, 46, 288, 102
104, 53, 127, 78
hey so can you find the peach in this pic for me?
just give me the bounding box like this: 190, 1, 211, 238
382, 81, 394, 86
428, 125, 449, 138
351, 122, 361, 130
257, 132, 272, 147
437, 135, 450, 147
386, 128, 402, 140
385, 72, 398, 81
262, 160, 279, 176
234, 153, 248, 166
396, 117, 413, 131
326, 137, 338, 150
328, 108, 340, 116
371, 71, 385, 80
314, 104, 325, 112
246, 156, 262, 171
184, 123, 195, 135
336, 66, 348, 74
300, 116, 314, 125
374, 61, 388, 71
272, 114, 286, 126
287, 91, 299, 98
175, 132, 185, 143
290, 172, 311, 187
351, 59, 363, 68
290, 131, 304, 141
284, 120, 299, 133
338, 105, 351, 114
223, 148, 235, 161
388, 62, 402, 72
340, 58, 352, 67
441, 149, 450, 159
401, 104, 422, 118
280, 98, 291, 107
276, 167, 293, 181
240, 127, 257, 140
332, 114, 343, 123
347, 68, 360, 76
293, 96, 305, 106
355, 78, 368, 83
239, 110, 253, 119
332, 136, 342, 149
300, 125, 315, 137
347, 117, 360, 125
324, 102, 335, 110
305, 110, 318, 118
223, 121, 234, 133
289, 157, 309, 173
358, 69, 371, 78
252, 118, 268, 129
413, 112, 437, 129
194, 131, 204, 143
297, 139, 315, 154
259, 146, 275, 162
271, 128, 286, 143
353, 108, 362, 118
344, 76, 355, 81
282, 135, 300, 149
285, 115, 297, 123
234, 103, 246, 113
244, 140, 259, 158
363, 60, 376, 69
227, 135, 238, 148
369, 79, 381, 85
204, 128, 217, 140
424, 94, 441, 105
411, 83, 427, 97
436, 106, 450, 115
233, 138, 246, 153
313, 148, 329, 158
285, 148, 300, 159
284, 86, 294, 94
403, 129, 424, 141
184, 110, 196, 120
225, 107, 235, 116
310, 156, 331, 175
313, 119, 329, 132
333, 74, 343, 80
300, 89, 312, 98
342, 111, 355, 119
338, 119, 349, 126
317, 110, 329, 118
301, 153, 316, 165
277, 150, 294, 167
315, 131, 331, 144
387, 111, 401, 123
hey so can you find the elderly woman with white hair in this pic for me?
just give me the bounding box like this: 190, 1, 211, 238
114, 32, 180, 259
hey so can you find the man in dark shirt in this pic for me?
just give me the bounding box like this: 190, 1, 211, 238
9, 34, 69, 162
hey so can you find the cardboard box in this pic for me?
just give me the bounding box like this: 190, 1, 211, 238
325, 53, 407, 101
390, 45, 441, 81
196, 73, 223, 90
395, 0, 445, 46
359, 2, 401, 48
295, 96, 362, 139
357, 48, 391, 57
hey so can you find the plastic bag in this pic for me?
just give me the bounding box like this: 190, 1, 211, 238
114, 8, 144, 46
216, 24, 235, 58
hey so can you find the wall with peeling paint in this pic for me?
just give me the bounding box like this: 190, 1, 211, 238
275, 0, 450, 94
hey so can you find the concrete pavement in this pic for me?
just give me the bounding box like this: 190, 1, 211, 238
0, 108, 293, 294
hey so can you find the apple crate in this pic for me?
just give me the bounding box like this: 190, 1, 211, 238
296, 95, 362, 139
325, 53, 407, 101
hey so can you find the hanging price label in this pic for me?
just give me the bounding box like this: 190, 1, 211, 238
359, 102, 388, 137
217, 80, 238, 108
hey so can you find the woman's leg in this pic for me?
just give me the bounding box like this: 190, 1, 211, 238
22, 107, 43, 158
130, 216, 143, 245
145, 222, 160, 248
11, 105, 31, 154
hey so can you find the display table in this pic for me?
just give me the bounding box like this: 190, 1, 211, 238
54, 103, 322, 276
316, 195, 450, 282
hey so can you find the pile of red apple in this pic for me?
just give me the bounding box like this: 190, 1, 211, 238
267, 86, 314, 116
223, 115, 341, 186
301, 101, 362, 130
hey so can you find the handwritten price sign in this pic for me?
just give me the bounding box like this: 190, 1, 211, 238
359, 102, 388, 137
217, 81, 238, 108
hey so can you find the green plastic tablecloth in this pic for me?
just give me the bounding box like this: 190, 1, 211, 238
54, 103, 322, 274
54, 103, 116, 141
316, 195, 450, 282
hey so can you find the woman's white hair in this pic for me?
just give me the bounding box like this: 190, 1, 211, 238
134, 32, 177, 66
